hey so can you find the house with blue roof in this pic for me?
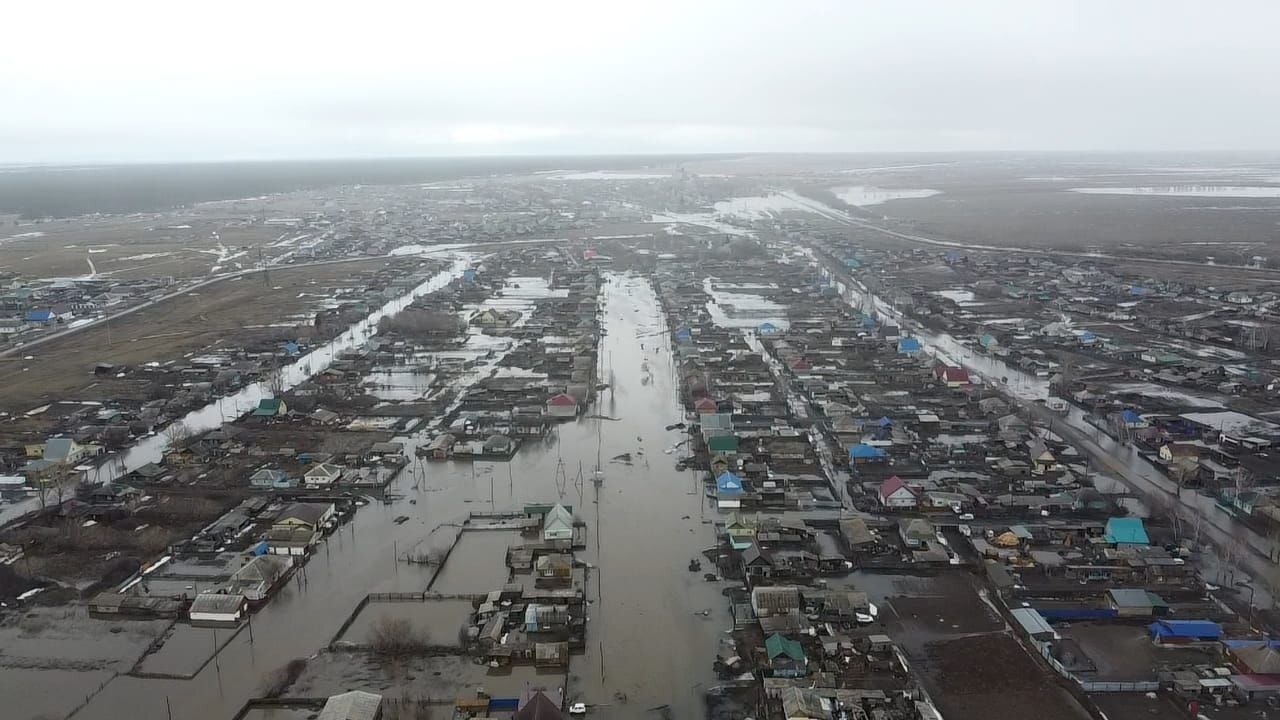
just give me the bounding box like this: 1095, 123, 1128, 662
1078, 330, 1097, 346
1149, 619, 1221, 645
757, 322, 780, 335
716, 471, 744, 496
848, 444, 887, 464
896, 337, 922, 355
1104, 517, 1149, 546
1119, 409, 1147, 428
25, 309, 54, 324
462, 268, 478, 282
674, 326, 693, 343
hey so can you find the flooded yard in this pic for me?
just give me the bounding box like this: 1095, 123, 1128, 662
0, 667, 114, 719
289, 652, 559, 702
427, 530, 518, 593
136, 623, 237, 677
339, 599, 474, 647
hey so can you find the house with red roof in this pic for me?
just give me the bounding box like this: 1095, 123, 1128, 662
546, 393, 579, 419
878, 476, 919, 509
934, 365, 971, 388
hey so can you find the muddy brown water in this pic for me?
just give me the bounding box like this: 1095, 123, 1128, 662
64, 272, 726, 719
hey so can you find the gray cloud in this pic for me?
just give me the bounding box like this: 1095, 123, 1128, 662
3, 0, 1279, 162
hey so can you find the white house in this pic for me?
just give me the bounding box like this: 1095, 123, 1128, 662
189, 592, 247, 626
304, 463, 342, 488
877, 476, 919, 509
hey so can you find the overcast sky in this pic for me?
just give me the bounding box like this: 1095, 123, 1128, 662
4, 1, 1279, 163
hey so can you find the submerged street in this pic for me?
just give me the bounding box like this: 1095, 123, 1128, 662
68, 272, 725, 720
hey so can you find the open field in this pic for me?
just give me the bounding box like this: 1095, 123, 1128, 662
1, 214, 292, 281
0, 256, 428, 414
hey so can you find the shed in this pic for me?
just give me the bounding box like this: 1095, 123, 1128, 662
319, 690, 383, 720
1149, 619, 1221, 644
189, 592, 247, 626
1010, 608, 1055, 641
1107, 588, 1169, 617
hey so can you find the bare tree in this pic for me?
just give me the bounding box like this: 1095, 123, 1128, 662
265, 369, 286, 398
1149, 492, 1183, 543
368, 616, 431, 655
162, 421, 192, 451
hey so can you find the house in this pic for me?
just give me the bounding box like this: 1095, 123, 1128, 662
707, 435, 739, 454
935, 365, 971, 387
1107, 588, 1170, 617
304, 463, 342, 488
43, 437, 90, 465
25, 309, 54, 324
1230, 643, 1280, 677
897, 337, 922, 355
716, 471, 744, 496
1104, 517, 1149, 546
751, 585, 801, 617
779, 686, 831, 720
847, 443, 887, 464
249, 468, 291, 489
765, 633, 808, 677
546, 393, 578, 419
89, 483, 142, 507
269, 502, 335, 555
541, 503, 573, 542
318, 690, 383, 720
741, 543, 774, 579
252, 398, 287, 419
482, 434, 515, 456
1149, 619, 1221, 645
694, 396, 719, 414
513, 690, 562, 720
758, 321, 780, 335
229, 554, 291, 602
1159, 443, 1202, 463
189, 592, 247, 626
899, 518, 934, 548
535, 553, 573, 587
425, 433, 455, 459
1028, 439, 1056, 476
877, 476, 918, 509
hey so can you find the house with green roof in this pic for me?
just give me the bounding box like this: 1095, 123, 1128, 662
253, 398, 287, 419
765, 632, 808, 677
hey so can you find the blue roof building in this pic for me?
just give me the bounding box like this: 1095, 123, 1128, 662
848, 444, 887, 461
1149, 620, 1221, 643
26, 310, 53, 323
1104, 517, 1149, 545
716, 472, 744, 496
757, 322, 779, 334
674, 326, 693, 343
897, 337, 922, 354
462, 269, 478, 282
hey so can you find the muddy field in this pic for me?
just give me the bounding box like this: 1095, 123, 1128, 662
824, 160, 1280, 263
0, 256, 431, 414
0, 215, 289, 281
924, 633, 1091, 720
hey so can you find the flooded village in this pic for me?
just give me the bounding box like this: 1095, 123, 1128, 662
6, 162, 1280, 720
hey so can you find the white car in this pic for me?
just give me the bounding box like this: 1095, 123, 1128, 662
569, 703, 587, 715
958, 513, 975, 521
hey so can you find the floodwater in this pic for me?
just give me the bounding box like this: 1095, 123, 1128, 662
427, 530, 519, 593
1070, 185, 1280, 198
830, 185, 940, 206
67, 272, 726, 720
339, 599, 474, 646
